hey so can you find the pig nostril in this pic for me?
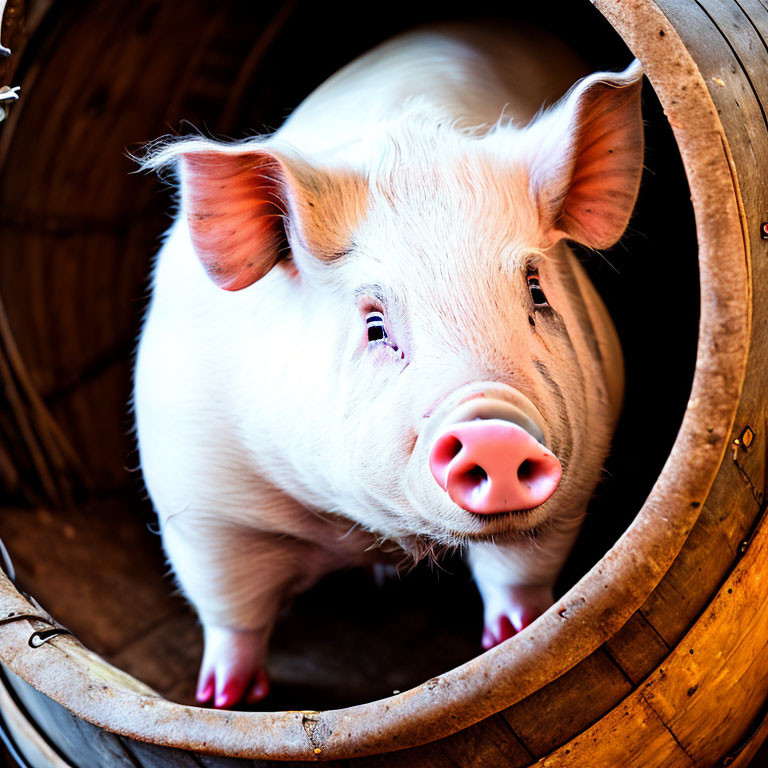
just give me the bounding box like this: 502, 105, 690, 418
465, 465, 488, 485
429, 434, 467, 491
433, 435, 463, 465
517, 457, 557, 497
453, 464, 489, 501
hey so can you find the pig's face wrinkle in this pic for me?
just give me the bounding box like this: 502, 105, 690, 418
532, 359, 573, 469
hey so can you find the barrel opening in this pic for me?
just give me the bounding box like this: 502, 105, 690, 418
0, 0, 702, 731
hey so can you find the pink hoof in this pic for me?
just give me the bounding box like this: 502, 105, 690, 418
196, 663, 270, 709
245, 667, 270, 704
481, 585, 554, 649
196, 625, 270, 709
482, 615, 517, 650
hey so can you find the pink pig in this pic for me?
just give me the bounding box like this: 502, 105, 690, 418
135, 24, 642, 708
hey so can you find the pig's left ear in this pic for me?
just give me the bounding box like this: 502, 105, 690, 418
140, 138, 355, 291
527, 61, 644, 250
141, 139, 312, 290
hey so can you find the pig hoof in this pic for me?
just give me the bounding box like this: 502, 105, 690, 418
481, 585, 553, 649
195, 625, 270, 708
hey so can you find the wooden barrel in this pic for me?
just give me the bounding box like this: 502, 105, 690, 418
0, 0, 766, 766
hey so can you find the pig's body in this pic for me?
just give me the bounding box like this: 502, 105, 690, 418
136, 25, 641, 708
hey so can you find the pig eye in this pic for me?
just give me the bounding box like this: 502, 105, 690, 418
366, 312, 388, 343
527, 274, 549, 307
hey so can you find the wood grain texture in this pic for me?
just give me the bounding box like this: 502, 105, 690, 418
534, 694, 695, 768
501, 649, 632, 756
731, 718, 768, 768
637, 510, 768, 764
525, 505, 768, 767
122, 737, 227, 768
640, 472, 760, 648
604, 611, 670, 685
0, 504, 488, 710
674, 0, 768, 501
7, 667, 535, 768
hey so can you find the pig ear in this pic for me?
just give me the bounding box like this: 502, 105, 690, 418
144, 141, 297, 291
180, 148, 292, 291
528, 61, 644, 250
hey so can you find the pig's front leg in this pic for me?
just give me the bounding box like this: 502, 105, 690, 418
161, 516, 324, 708
467, 515, 583, 648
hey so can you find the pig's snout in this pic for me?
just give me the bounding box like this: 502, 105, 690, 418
428, 400, 561, 514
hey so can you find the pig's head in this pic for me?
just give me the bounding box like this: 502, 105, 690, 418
144, 62, 643, 552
